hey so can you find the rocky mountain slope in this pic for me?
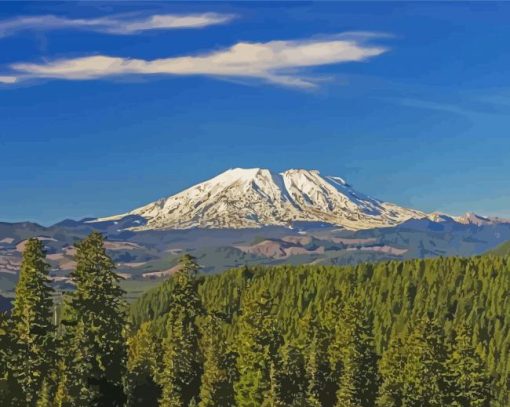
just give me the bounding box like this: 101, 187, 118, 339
95, 168, 426, 230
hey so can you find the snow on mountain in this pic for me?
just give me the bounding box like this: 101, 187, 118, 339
95, 168, 430, 230
454, 212, 510, 226
425, 212, 458, 223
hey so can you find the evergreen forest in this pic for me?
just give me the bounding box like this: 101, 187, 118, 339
0, 232, 508, 406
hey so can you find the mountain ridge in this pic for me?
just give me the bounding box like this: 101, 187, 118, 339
94, 167, 429, 231
3, 167, 509, 294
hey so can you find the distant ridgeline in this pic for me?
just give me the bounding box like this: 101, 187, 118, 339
131, 255, 510, 406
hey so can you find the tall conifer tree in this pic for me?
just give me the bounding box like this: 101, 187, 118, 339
402, 317, 448, 406
159, 255, 203, 407
333, 301, 379, 407
198, 314, 235, 407
446, 325, 492, 407
61, 232, 127, 406
376, 337, 407, 407
126, 322, 162, 407
11, 238, 55, 406
0, 311, 18, 406
302, 315, 336, 407
261, 358, 286, 407
280, 345, 306, 406
234, 290, 283, 406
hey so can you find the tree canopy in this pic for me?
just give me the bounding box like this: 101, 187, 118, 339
0, 237, 507, 406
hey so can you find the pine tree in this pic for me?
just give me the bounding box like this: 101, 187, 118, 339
159, 255, 203, 407
376, 337, 407, 407
60, 319, 99, 406
401, 317, 448, 406
323, 293, 345, 407
35, 379, 52, 407
446, 325, 491, 407
61, 232, 127, 406
234, 290, 283, 407
302, 315, 335, 407
53, 359, 71, 407
0, 312, 19, 406
280, 345, 306, 406
126, 322, 162, 407
333, 301, 379, 407
159, 305, 202, 406
172, 254, 203, 315
10, 238, 55, 406
198, 313, 235, 407
305, 342, 324, 407
261, 358, 286, 407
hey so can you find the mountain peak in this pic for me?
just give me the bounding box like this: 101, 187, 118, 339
455, 212, 510, 226
220, 167, 323, 178
95, 167, 426, 230
211, 167, 266, 185
223, 167, 265, 176
284, 168, 320, 174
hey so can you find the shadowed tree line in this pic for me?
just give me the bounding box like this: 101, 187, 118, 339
0, 233, 506, 406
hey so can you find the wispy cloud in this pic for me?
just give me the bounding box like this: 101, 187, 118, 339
0, 13, 235, 37
389, 97, 473, 116
0, 75, 17, 84
1, 33, 389, 88
383, 95, 510, 118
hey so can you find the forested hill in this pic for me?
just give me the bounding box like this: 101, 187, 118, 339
2, 233, 508, 405
488, 240, 510, 256
131, 255, 510, 406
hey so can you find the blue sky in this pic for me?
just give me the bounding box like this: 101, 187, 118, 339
1, 1, 510, 225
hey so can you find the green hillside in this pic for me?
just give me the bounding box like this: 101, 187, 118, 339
131, 255, 510, 406
488, 240, 510, 256
3, 233, 508, 406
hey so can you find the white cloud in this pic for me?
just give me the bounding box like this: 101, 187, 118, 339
3, 34, 388, 88
0, 75, 17, 84
0, 13, 235, 37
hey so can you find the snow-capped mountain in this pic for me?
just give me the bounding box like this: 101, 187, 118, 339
424, 211, 510, 226
95, 168, 428, 230
454, 212, 510, 226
